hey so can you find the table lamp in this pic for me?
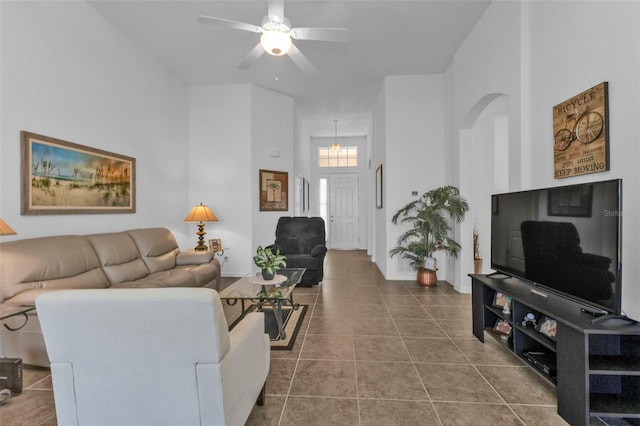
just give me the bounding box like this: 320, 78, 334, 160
184, 203, 217, 251
0, 219, 16, 235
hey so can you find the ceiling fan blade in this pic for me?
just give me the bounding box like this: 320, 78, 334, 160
287, 44, 316, 76
238, 43, 266, 70
290, 27, 348, 43
267, 0, 285, 21
198, 15, 262, 33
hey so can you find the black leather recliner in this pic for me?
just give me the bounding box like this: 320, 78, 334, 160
269, 217, 327, 287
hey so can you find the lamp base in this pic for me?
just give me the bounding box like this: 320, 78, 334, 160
194, 223, 208, 251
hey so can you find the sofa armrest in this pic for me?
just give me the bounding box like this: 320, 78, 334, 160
176, 251, 214, 266
310, 245, 327, 257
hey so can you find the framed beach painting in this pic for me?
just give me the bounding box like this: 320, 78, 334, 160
21, 131, 136, 215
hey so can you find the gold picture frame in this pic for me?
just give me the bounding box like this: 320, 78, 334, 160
259, 169, 288, 211
21, 131, 135, 215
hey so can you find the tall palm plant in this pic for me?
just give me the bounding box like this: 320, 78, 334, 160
390, 186, 469, 272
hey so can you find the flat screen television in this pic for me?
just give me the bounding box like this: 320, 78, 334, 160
490, 179, 622, 315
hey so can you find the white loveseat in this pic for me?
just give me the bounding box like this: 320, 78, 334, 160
37, 288, 269, 426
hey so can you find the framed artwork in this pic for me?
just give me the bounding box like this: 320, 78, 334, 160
375, 164, 383, 209
493, 319, 512, 336
548, 184, 593, 217
209, 238, 222, 252
536, 316, 557, 340
302, 177, 310, 213
259, 169, 288, 211
553, 82, 609, 179
493, 291, 512, 309
21, 131, 135, 215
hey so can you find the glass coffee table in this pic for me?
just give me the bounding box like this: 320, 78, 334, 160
218, 268, 305, 340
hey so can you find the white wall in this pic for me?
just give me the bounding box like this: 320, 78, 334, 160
188, 84, 294, 276
251, 86, 295, 252
381, 74, 448, 280
526, 0, 640, 319
451, 0, 640, 318
0, 1, 189, 243
188, 84, 253, 275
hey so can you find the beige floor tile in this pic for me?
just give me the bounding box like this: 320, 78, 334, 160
453, 338, 522, 366
279, 396, 359, 426
387, 303, 432, 319
350, 303, 391, 318
356, 361, 428, 400
394, 318, 448, 338
414, 363, 503, 403
476, 365, 558, 405
403, 337, 469, 364
266, 358, 298, 396
300, 334, 355, 360
381, 294, 422, 306
352, 316, 399, 336
432, 402, 523, 425
289, 359, 357, 397
510, 404, 568, 425
354, 336, 411, 362
358, 399, 441, 426
306, 316, 354, 335
246, 395, 286, 426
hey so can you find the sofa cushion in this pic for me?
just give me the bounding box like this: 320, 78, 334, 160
0, 235, 110, 303
176, 263, 220, 287
127, 228, 179, 273
145, 269, 197, 287
86, 232, 150, 285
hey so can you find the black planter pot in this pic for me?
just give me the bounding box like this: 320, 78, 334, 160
261, 269, 275, 281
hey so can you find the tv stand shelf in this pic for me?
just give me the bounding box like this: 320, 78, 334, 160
471, 274, 640, 426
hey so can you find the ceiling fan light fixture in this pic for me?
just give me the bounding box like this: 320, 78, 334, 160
260, 30, 292, 56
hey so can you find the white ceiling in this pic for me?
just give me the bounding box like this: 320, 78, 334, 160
88, 0, 490, 132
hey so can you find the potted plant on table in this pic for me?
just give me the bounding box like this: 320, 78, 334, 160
253, 246, 287, 280
389, 185, 469, 287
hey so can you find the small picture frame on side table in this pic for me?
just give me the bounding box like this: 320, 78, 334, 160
209, 238, 222, 252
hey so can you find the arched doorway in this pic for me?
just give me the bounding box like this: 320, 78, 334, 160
455, 94, 509, 292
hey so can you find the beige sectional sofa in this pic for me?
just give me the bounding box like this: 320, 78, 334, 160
0, 227, 221, 365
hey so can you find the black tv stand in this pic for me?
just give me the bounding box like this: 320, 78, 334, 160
486, 271, 510, 278
471, 273, 640, 426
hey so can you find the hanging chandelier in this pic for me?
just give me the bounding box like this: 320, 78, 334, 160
331, 119, 341, 150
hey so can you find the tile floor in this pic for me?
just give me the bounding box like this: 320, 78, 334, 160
0, 250, 569, 426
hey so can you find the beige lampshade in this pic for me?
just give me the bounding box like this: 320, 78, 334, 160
184, 203, 218, 223
0, 218, 17, 235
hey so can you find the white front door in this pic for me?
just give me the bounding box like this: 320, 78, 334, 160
329, 173, 359, 249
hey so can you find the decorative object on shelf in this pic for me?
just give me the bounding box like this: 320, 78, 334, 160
536, 316, 558, 340
553, 82, 609, 179
259, 169, 288, 211
390, 186, 469, 287
253, 245, 287, 280
184, 203, 218, 251
21, 131, 136, 215
473, 226, 482, 274
521, 312, 538, 328
493, 319, 512, 336
0, 219, 17, 235
493, 291, 513, 310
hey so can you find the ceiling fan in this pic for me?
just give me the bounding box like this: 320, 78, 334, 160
198, 0, 348, 75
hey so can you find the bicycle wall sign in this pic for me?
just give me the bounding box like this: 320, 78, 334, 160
553, 82, 609, 179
